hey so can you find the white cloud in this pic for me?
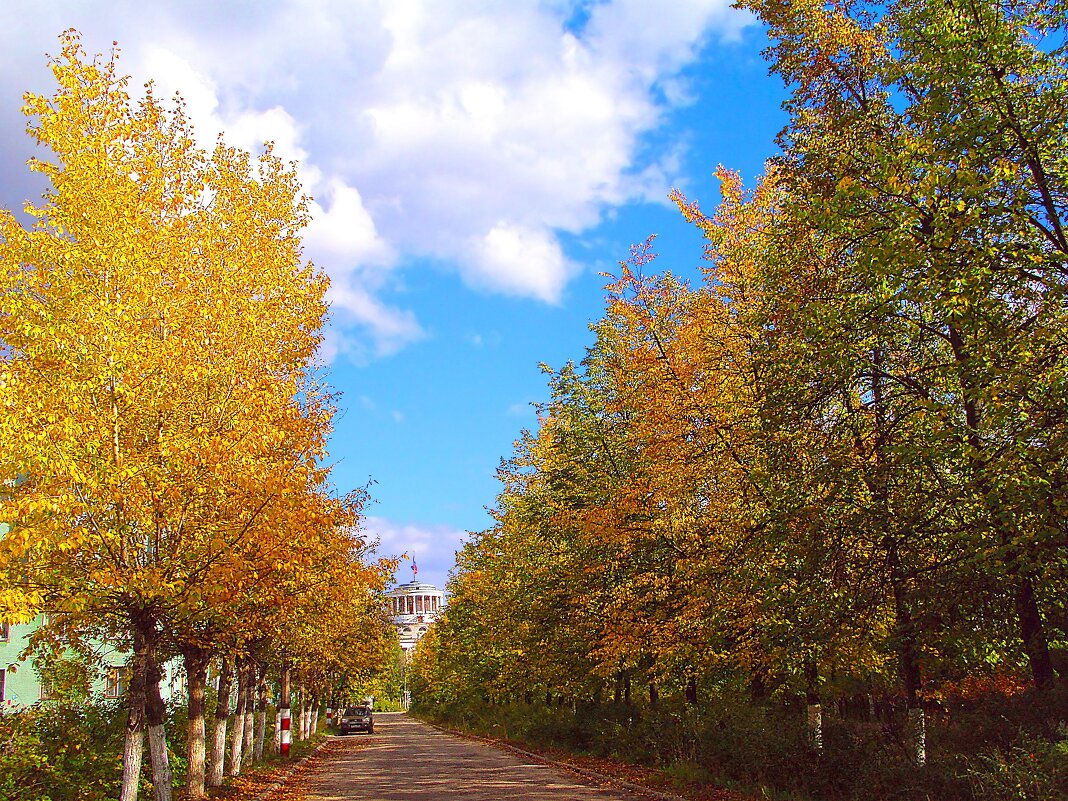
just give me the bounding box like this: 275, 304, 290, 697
0, 0, 754, 360
324, 284, 424, 359
305, 180, 392, 269
468, 222, 573, 302
361, 515, 468, 589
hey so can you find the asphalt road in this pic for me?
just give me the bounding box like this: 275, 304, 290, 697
300, 712, 640, 800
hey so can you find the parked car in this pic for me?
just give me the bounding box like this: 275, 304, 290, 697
339, 705, 374, 735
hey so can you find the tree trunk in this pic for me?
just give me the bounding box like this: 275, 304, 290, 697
242, 662, 255, 762
120, 726, 145, 801
947, 324, 1055, 689
649, 682, 658, 706
806, 701, 824, 753
208, 655, 232, 787
908, 706, 926, 766
254, 670, 268, 762
292, 686, 301, 741
119, 624, 150, 801
118, 645, 148, 801
891, 562, 926, 765
749, 670, 767, 703
145, 653, 173, 801
805, 661, 823, 753
311, 702, 319, 736
685, 674, 698, 706
181, 645, 211, 799
1016, 571, 1055, 688
228, 657, 248, 776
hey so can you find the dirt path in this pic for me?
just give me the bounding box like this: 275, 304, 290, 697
299, 711, 644, 800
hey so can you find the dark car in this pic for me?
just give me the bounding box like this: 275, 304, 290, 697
339, 705, 374, 735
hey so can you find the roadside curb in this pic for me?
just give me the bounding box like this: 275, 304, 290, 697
252, 735, 333, 801
422, 720, 688, 801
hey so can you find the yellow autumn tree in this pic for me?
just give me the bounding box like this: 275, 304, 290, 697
0, 32, 338, 800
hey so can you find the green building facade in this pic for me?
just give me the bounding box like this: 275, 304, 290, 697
0, 615, 137, 710
1, 614, 185, 711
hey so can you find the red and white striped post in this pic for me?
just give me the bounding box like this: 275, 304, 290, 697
280, 708, 291, 757
279, 661, 292, 758
326, 706, 333, 728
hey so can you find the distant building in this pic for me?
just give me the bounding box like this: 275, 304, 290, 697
387, 579, 445, 652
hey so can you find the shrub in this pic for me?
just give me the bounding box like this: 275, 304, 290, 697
0, 708, 52, 801
0, 696, 201, 801
415, 686, 1068, 801
964, 728, 1068, 801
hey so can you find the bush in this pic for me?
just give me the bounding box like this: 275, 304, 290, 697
0, 708, 52, 801
415, 687, 1068, 801
0, 700, 132, 801
964, 728, 1068, 801
0, 696, 203, 801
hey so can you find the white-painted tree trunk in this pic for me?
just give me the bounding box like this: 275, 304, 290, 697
298, 690, 307, 740
310, 706, 318, 737
908, 707, 926, 766
254, 674, 267, 762
147, 723, 173, 801
145, 653, 173, 801
301, 692, 309, 743
208, 656, 233, 788
227, 710, 243, 775
242, 703, 254, 763
255, 705, 267, 761
806, 703, 824, 752
182, 647, 210, 799
208, 717, 227, 786
120, 630, 150, 801
228, 660, 249, 776
119, 729, 145, 801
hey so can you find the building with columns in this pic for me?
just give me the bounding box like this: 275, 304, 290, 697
387, 579, 445, 652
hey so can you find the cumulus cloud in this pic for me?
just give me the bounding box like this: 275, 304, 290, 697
322, 285, 424, 360
361, 515, 468, 589
0, 0, 753, 359
468, 222, 573, 302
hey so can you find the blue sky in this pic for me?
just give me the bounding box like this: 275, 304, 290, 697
1, 1, 787, 591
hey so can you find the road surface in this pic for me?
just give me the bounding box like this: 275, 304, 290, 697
300, 712, 644, 800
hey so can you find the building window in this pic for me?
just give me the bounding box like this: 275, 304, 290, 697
39, 681, 52, 701
105, 667, 128, 698
0, 668, 5, 702
0, 622, 9, 641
